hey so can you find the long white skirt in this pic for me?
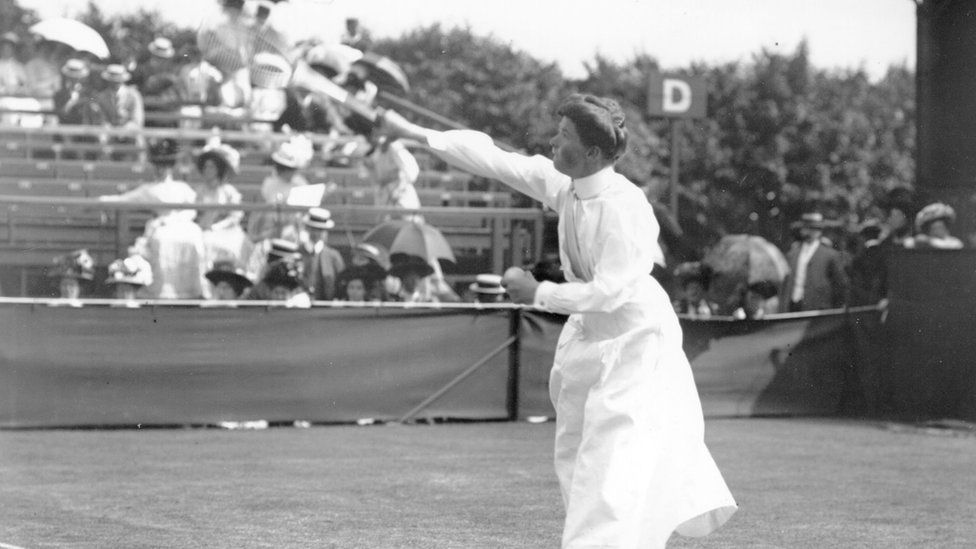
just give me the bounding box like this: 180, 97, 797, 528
550, 316, 737, 548
143, 217, 209, 299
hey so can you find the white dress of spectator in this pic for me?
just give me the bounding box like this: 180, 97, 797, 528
0, 32, 27, 95
194, 139, 251, 267
370, 137, 422, 218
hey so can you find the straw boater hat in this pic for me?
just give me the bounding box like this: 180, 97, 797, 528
101, 64, 131, 83
196, 140, 241, 176
50, 249, 95, 281
106, 256, 153, 287
148, 37, 175, 59
205, 260, 253, 294
469, 273, 506, 295
271, 143, 301, 169
61, 58, 90, 80
268, 238, 300, 259
389, 253, 434, 279
790, 212, 838, 230
303, 207, 335, 230
914, 202, 956, 232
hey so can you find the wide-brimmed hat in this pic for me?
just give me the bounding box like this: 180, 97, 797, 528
352, 242, 390, 270
61, 58, 90, 80
50, 248, 95, 281
147, 137, 179, 164
262, 257, 304, 290
101, 63, 131, 83
339, 264, 385, 286
205, 260, 253, 294
389, 253, 434, 279
270, 134, 313, 169
106, 256, 153, 286
673, 261, 710, 286
148, 37, 175, 59
268, 238, 300, 259
303, 207, 335, 230
469, 273, 505, 295
915, 202, 956, 232
196, 141, 240, 176
747, 280, 779, 300
790, 212, 836, 230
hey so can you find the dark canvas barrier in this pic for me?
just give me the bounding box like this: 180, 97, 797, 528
0, 303, 513, 427
885, 249, 976, 420
518, 310, 880, 418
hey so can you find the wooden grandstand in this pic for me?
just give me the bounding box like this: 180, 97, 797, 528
0, 125, 545, 297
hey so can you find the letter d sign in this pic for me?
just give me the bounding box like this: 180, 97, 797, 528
647, 73, 707, 119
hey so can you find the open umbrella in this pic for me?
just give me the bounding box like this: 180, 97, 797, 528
702, 234, 789, 284
352, 51, 410, 94
30, 19, 110, 59
362, 219, 455, 265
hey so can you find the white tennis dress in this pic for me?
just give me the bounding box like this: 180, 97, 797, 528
424, 129, 737, 548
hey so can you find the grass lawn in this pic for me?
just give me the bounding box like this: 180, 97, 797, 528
1, 418, 974, 548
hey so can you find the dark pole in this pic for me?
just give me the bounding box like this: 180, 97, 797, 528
505, 308, 522, 421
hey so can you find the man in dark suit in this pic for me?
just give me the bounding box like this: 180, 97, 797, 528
780, 212, 850, 312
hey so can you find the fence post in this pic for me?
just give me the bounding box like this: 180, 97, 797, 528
506, 308, 522, 421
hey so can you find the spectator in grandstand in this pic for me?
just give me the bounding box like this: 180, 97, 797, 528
99, 138, 209, 299
340, 17, 372, 51
248, 253, 310, 307
849, 218, 887, 306
176, 44, 223, 108
48, 249, 95, 305
671, 262, 717, 318
205, 259, 253, 300
137, 37, 184, 128
336, 265, 385, 302
244, 237, 300, 290
467, 273, 508, 304
299, 207, 345, 300
910, 202, 964, 250
779, 212, 850, 312
348, 242, 391, 300
731, 280, 779, 320
24, 40, 61, 99
97, 64, 144, 129
388, 253, 436, 303
53, 59, 102, 125
368, 135, 422, 221
0, 32, 27, 95
247, 136, 313, 240
105, 246, 154, 306
194, 138, 250, 267
854, 188, 917, 304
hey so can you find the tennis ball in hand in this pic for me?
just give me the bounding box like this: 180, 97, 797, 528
502, 267, 526, 285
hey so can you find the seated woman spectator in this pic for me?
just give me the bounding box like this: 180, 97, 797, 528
194, 138, 250, 267
247, 136, 313, 241
387, 253, 442, 303
732, 280, 779, 320
672, 262, 717, 318
0, 32, 27, 95
249, 254, 310, 308
911, 202, 964, 249
105, 248, 154, 307
48, 248, 95, 305
348, 242, 391, 300
99, 138, 209, 299
205, 260, 253, 301
24, 39, 62, 99
336, 265, 385, 302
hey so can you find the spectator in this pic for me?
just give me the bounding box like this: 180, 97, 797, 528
337, 265, 385, 302
849, 219, 886, 306
340, 17, 372, 51
250, 254, 311, 307
97, 64, 144, 129
779, 212, 850, 312
0, 32, 27, 95
368, 135, 422, 221
388, 253, 436, 302
205, 259, 253, 300
299, 207, 345, 300
911, 202, 964, 250
48, 249, 95, 305
176, 44, 222, 108
53, 59, 102, 125
99, 138, 209, 299
247, 136, 312, 240
671, 262, 717, 318
138, 37, 183, 128
732, 281, 779, 320
468, 273, 508, 304
855, 188, 917, 303
245, 237, 300, 289
348, 242, 391, 300
105, 248, 154, 306
24, 39, 61, 99
194, 138, 250, 267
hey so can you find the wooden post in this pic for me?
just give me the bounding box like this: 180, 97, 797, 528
670, 119, 681, 222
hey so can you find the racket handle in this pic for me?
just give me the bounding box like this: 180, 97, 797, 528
291, 60, 379, 122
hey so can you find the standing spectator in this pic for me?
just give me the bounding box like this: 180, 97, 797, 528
467, 273, 508, 303
339, 17, 372, 51
247, 137, 312, 240
138, 37, 183, 128
368, 136, 422, 221
205, 260, 253, 301
99, 138, 209, 299
300, 207, 345, 300
48, 249, 95, 304
194, 138, 250, 267
849, 219, 886, 306
0, 32, 27, 95
857, 188, 917, 303
911, 202, 964, 250
105, 248, 154, 306
779, 212, 850, 312
671, 262, 717, 318
97, 64, 145, 129
24, 39, 61, 99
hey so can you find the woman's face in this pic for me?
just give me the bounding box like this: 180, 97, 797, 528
346, 279, 366, 301
213, 281, 239, 301
202, 159, 221, 185
59, 277, 80, 299
114, 283, 137, 300
270, 285, 292, 301
927, 219, 950, 239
